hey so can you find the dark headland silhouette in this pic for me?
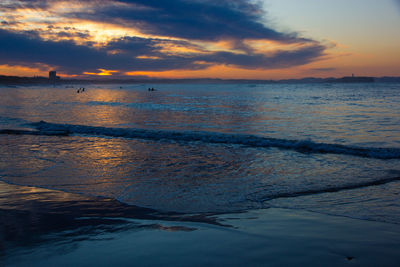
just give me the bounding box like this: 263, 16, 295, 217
1, 73, 399, 86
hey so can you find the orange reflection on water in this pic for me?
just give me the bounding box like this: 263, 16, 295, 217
66, 87, 140, 126
0, 181, 75, 210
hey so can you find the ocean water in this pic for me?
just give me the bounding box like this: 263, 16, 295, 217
1, 82, 400, 224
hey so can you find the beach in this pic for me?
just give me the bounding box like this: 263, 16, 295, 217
2, 181, 400, 266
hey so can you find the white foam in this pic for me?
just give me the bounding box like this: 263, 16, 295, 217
26, 121, 400, 159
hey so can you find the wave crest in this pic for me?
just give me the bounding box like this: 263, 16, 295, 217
2, 120, 400, 159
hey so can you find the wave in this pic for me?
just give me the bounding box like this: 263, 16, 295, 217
0, 128, 70, 136
247, 176, 400, 202
2, 120, 400, 159
53, 100, 217, 113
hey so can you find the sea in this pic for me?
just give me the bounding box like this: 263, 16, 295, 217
1, 82, 400, 225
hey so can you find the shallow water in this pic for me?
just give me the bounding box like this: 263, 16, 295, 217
1, 83, 400, 223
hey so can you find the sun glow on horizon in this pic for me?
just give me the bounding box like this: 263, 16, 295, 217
83, 69, 119, 76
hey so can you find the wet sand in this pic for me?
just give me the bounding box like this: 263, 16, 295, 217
1, 181, 400, 266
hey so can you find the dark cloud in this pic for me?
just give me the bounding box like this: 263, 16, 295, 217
106, 36, 158, 55
0, 29, 208, 73
55, 31, 90, 39
0, 0, 328, 75
64, 0, 303, 43
1, 0, 304, 43
0, 29, 106, 73
0, 29, 325, 74
197, 45, 326, 69
0, 0, 51, 10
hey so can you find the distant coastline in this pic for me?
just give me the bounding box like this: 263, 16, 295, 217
1, 74, 400, 85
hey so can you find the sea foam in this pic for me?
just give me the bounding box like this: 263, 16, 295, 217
1, 121, 394, 159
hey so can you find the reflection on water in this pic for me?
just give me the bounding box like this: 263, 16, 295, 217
3, 181, 400, 267
1, 132, 399, 217
1, 83, 400, 145
0, 181, 228, 261
0, 83, 400, 220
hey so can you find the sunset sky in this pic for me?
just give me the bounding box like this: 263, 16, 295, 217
0, 0, 399, 79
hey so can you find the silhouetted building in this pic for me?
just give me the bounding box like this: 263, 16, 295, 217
49, 71, 61, 83
49, 71, 57, 81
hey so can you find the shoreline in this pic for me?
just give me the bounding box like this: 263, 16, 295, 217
2, 181, 400, 266
3, 75, 400, 86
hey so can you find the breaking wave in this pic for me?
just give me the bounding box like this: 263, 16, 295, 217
247, 176, 400, 202
2, 120, 400, 159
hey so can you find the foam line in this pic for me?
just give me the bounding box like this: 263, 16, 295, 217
247, 176, 400, 202
3, 120, 400, 159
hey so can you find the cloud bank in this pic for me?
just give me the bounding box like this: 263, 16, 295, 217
0, 0, 327, 76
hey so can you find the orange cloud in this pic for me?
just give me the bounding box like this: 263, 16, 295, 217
83, 69, 119, 76
0, 64, 49, 77
124, 64, 307, 79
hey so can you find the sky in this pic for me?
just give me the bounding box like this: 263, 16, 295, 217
0, 0, 399, 79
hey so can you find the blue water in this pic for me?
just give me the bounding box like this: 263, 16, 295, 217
1, 83, 400, 223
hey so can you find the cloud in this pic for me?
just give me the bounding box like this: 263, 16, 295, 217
66, 0, 303, 43
197, 45, 326, 69
3, 0, 306, 43
311, 67, 337, 72
0, 0, 50, 10
0, 29, 209, 74
0, 29, 102, 73
0, 0, 328, 76
0, 29, 326, 74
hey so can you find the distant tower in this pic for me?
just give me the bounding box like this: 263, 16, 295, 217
49, 70, 57, 81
